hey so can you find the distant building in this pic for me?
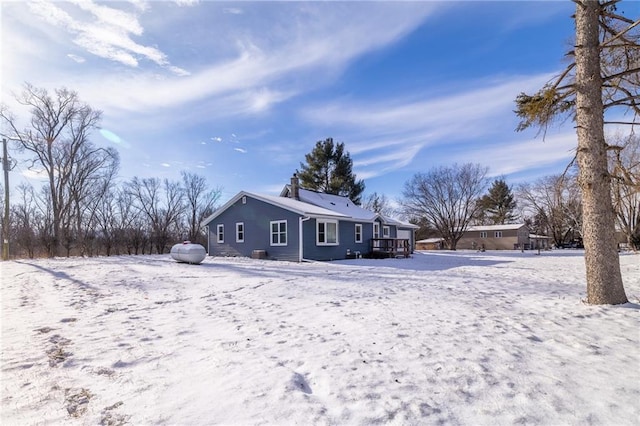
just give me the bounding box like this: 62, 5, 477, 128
457, 224, 530, 250
415, 238, 445, 250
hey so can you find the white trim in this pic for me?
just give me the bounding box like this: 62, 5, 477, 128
299, 216, 312, 262
236, 222, 244, 243
355, 223, 363, 243
317, 219, 339, 246
216, 224, 224, 243
270, 220, 287, 246
494, 231, 503, 238
373, 223, 380, 238
382, 225, 390, 238
480, 231, 487, 238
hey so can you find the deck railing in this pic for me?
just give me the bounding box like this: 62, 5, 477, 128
371, 238, 411, 258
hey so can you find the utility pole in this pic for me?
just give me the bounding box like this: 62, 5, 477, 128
2, 138, 9, 260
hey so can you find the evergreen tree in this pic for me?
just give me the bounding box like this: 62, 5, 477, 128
297, 138, 365, 204
514, 0, 634, 304
479, 179, 518, 225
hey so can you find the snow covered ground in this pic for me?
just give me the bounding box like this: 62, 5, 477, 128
1, 250, 639, 425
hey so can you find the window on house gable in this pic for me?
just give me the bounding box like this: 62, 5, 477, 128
317, 220, 338, 245
236, 222, 244, 243
382, 226, 390, 238
373, 223, 380, 238
270, 220, 287, 246
217, 224, 224, 243
355, 224, 363, 243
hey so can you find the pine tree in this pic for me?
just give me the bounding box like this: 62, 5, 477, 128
479, 179, 518, 225
514, 0, 634, 304
297, 138, 365, 204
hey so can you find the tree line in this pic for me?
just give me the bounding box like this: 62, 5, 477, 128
1, 1, 636, 306
0, 84, 221, 259
292, 136, 639, 252
401, 141, 639, 253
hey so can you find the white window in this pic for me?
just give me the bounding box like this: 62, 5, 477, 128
355, 224, 363, 243
217, 224, 224, 243
236, 222, 244, 243
242, 196, 247, 205
373, 223, 380, 238
382, 226, 390, 238
495, 231, 503, 238
317, 220, 338, 245
270, 220, 287, 246
480, 231, 487, 238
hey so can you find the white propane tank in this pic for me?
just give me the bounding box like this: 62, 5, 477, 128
170, 241, 206, 264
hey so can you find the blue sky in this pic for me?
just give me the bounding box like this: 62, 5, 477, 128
3, 1, 636, 204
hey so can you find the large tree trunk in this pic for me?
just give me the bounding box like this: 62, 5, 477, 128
574, 1, 627, 305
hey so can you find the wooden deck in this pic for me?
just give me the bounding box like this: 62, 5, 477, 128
370, 238, 411, 258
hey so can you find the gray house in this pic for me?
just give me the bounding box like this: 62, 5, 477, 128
201, 177, 418, 262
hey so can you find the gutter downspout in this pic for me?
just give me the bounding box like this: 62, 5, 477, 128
299, 216, 312, 262
206, 225, 210, 255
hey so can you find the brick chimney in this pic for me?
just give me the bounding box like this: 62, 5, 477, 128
290, 174, 300, 200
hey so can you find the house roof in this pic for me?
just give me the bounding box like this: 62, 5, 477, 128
202, 184, 420, 229
416, 238, 445, 243
282, 185, 418, 228
466, 224, 527, 232
382, 216, 420, 229
296, 188, 377, 221
252, 192, 347, 218
200, 191, 346, 227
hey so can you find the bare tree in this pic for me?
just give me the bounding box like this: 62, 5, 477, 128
33, 186, 55, 256
126, 177, 185, 254
181, 171, 222, 244
116, 188, 147, 255
514, 1, 637, 304
12, 183, 39, 258
610, 133, 640, 250
0, 84, 115, 257
362, 192, 396, 218
69, 142, 119, 256
517, 174, 582, 248
401, 163, 488, 250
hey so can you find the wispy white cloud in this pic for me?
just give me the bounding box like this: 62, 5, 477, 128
303, 73, 560, 179
174, 0, 199, 6
66, 53, 85, 63
462, 132, 577, 177
223, 7, 243, 15
19, 2, 438, 118
21, 169, 48, 181
26, 0, 188, 75
234, 148, 247, 154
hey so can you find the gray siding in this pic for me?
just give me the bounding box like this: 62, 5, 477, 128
301, 219, 374, 261
207, 196, 301, 262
